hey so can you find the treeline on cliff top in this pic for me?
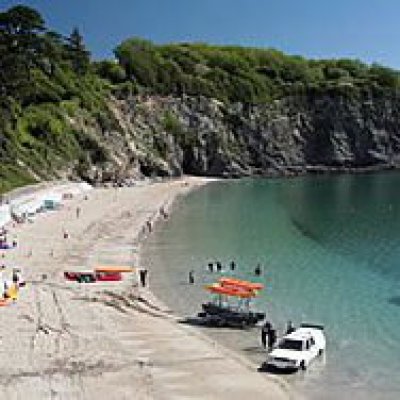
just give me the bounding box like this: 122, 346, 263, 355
112, 38, 400, 103
1, 4, 400, 192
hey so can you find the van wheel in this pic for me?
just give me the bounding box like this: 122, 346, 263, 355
300, 361, 307, 371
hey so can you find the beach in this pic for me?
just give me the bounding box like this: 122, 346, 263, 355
140, 174, 400, 400
0, 177, 290, 400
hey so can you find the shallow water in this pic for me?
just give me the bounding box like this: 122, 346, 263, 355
142, 173, 400, 399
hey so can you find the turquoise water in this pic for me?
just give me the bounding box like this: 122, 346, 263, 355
142, 173, 400, 399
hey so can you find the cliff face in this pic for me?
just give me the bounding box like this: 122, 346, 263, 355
83, 92, 400, 182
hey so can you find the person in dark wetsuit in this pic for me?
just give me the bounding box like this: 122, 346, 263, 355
208, 263, 214, 272
261, 321, 272, 349
216, 262, 222, 272
254, 264, 262, 276
139, 269, 148, 287
268, 328, 277, 350
188, 270, 195, 284
230, 261, 236, 271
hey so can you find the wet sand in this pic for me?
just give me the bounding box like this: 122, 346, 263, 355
0, 178, 290, 399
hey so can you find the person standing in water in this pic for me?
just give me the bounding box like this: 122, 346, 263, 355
208, 262, 214, 272
216, 262, 222, 272
230, 261, 236, 271
254, 264, 262, 276
286, 320, 295, 334
268, 327, 277, 350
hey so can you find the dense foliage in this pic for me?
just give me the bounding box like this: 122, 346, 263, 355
0, 5, 112, 193
2, 4, 400, 192
114, 38, 400, 103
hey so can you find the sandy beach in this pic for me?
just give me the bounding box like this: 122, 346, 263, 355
0, 177, 290, 400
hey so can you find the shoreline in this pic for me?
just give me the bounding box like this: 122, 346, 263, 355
0, 177, 291, 399
136, 178, 295, 397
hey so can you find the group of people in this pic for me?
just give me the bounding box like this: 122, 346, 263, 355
206, 261, 263, 276
261, 320, 295, 351
186, 261, 264, 284
207, 261, 236, 273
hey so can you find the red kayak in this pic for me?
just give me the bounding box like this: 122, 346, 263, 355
64, 271, 122, 283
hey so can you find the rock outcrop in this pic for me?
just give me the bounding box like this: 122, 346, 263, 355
73, 91, 400, 183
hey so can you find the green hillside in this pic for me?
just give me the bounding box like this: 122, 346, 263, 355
1, 4, 400, 193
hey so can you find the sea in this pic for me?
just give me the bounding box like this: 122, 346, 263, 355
141, 172, 400, 399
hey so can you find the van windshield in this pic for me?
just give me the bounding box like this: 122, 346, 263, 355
279, 339, 303, 351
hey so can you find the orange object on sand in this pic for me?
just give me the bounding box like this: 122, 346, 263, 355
94, 265, 134, 273
219, 277, 264, 291
205, 283, 256, 298
0, 298, 9, 306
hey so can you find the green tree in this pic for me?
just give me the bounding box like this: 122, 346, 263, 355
369, 64, 399, 88
94, 60, 126, 83
114, 38, 162, 86
65, 27, 90, 74
0, 5, 45, 98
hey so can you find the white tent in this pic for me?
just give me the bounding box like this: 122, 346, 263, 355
11, 198, 43, 218
0, 204, 11, 228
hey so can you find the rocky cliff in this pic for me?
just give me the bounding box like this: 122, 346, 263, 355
78, 91, 400, 183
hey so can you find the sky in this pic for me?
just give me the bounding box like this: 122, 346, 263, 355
2, 0, 400, 68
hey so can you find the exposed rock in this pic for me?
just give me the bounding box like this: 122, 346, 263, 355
71, 92, 400, 181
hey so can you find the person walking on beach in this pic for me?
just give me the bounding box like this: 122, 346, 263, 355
160, 206, 168, 219
188, 270, 195, 284
146, 220, 152, 233
12, 268, 25, 287
139, 269, 148, 287
76, 206, 81, 219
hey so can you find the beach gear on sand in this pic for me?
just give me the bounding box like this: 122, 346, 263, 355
94, 265, 134, 273
64, 269, 123, 282
5, 282, 19, 300
0, 298, 9, 307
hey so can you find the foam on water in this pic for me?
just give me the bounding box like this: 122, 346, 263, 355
142, 173, 400, 399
